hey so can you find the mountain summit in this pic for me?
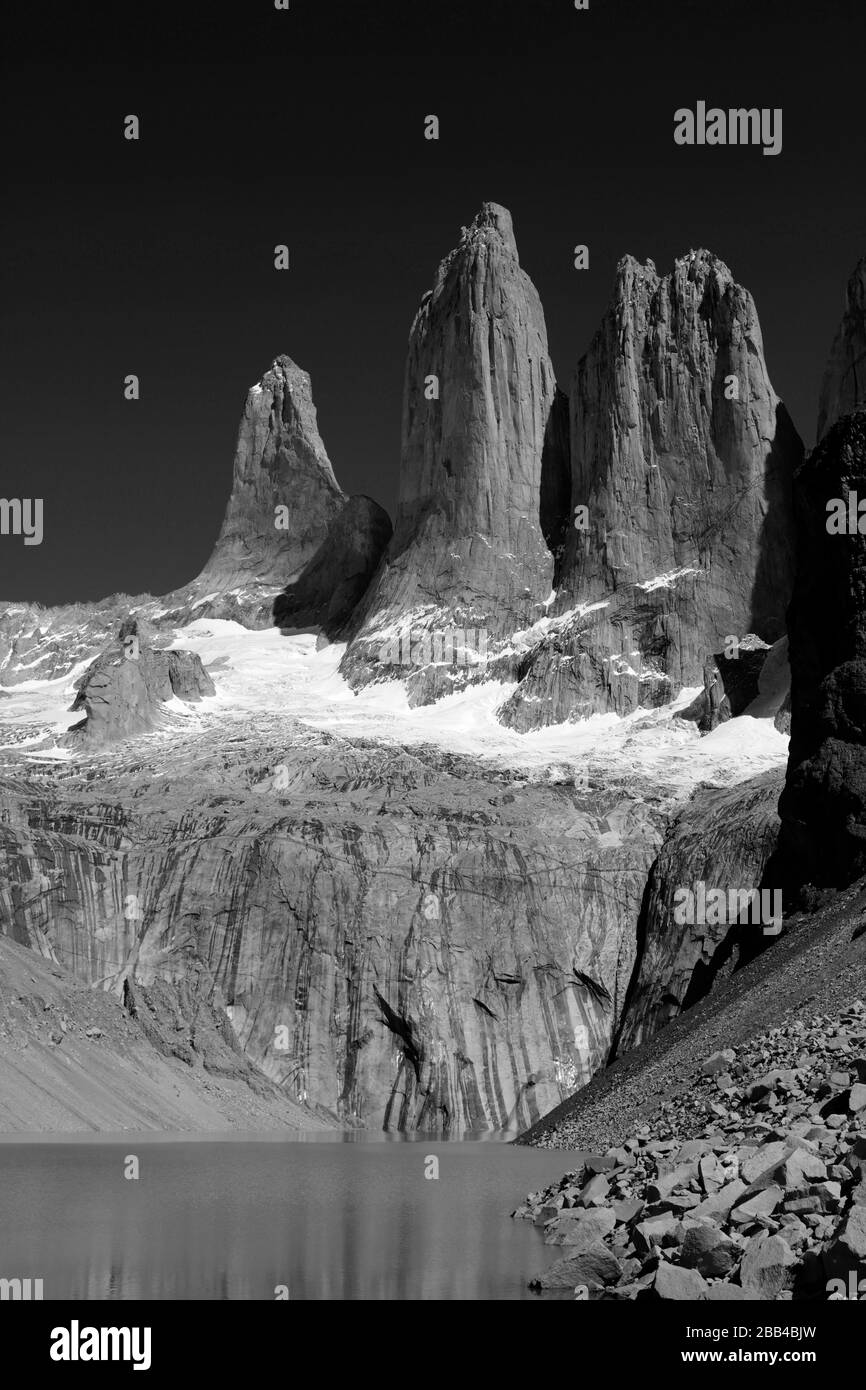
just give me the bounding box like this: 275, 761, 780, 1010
341, 201, 568, 700
500, 248, 802, 729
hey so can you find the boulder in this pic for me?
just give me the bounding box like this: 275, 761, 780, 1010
739, 1234, 797, 1298
680, 1225, 738, 1278
529, 1242, 622, 1290
653, 1262, 709, 1300
67, 621, 215, 745
544, 1207, 616, 1249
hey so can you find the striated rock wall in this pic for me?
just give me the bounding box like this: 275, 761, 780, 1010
0, 735, 664, 1133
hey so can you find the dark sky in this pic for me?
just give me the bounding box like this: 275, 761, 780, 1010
1, 0, 864, 606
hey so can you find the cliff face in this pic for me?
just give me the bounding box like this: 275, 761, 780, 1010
0, 732, 665, 1133
817, 258, 866, 442
500, 251, 801, 730
774, 411, 866, 893
616, 768, 784, 1053
341, 203, 565, 699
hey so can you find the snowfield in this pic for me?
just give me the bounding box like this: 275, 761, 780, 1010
174, 620, 787, 795
0, 617, 789, 797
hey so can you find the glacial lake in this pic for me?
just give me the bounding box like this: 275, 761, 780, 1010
0, 1135, 576, 1300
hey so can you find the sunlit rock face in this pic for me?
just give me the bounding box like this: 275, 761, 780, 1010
340, 202, 566, 703
199, 355, 345, 592
0, 730, 665, 1133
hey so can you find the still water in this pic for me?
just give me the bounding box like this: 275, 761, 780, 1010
0, 1134, 575, 1300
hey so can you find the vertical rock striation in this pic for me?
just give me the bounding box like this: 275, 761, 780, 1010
0, 741, 664, 1134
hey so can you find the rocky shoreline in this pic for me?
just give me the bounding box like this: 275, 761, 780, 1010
515, 1001, 866, 1299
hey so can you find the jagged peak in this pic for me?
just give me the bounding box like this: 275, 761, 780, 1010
463, 201, 517, 256
429, 202, 520, 296
674, 246, 732, 275
246, 356, 320, 413
843, 255, 866, 310
613, 248, 736, 298
257, 355, 309, 386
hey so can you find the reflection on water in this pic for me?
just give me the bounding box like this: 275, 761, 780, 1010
0, 1139, 574, 1300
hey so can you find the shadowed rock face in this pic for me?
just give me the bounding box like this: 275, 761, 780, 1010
616, 768, 784, 1053
680, 634, 790, 733
67, 621, 214, 744
273, 495, 393, 639
775, 411, 866, 892
340, 202, 565, 699
499, 251, 801, 730
818, 258, 866, 442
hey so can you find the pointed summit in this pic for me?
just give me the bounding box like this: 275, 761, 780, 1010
341, 202, 565, 699
199, 357, 344, 591
464, 201, 518, 256
179, 355, 391, 629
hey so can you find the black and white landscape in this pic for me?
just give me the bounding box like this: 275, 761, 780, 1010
2, 0, 866, 1321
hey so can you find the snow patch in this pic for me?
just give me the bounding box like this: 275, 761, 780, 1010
636, 566, 701, 592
